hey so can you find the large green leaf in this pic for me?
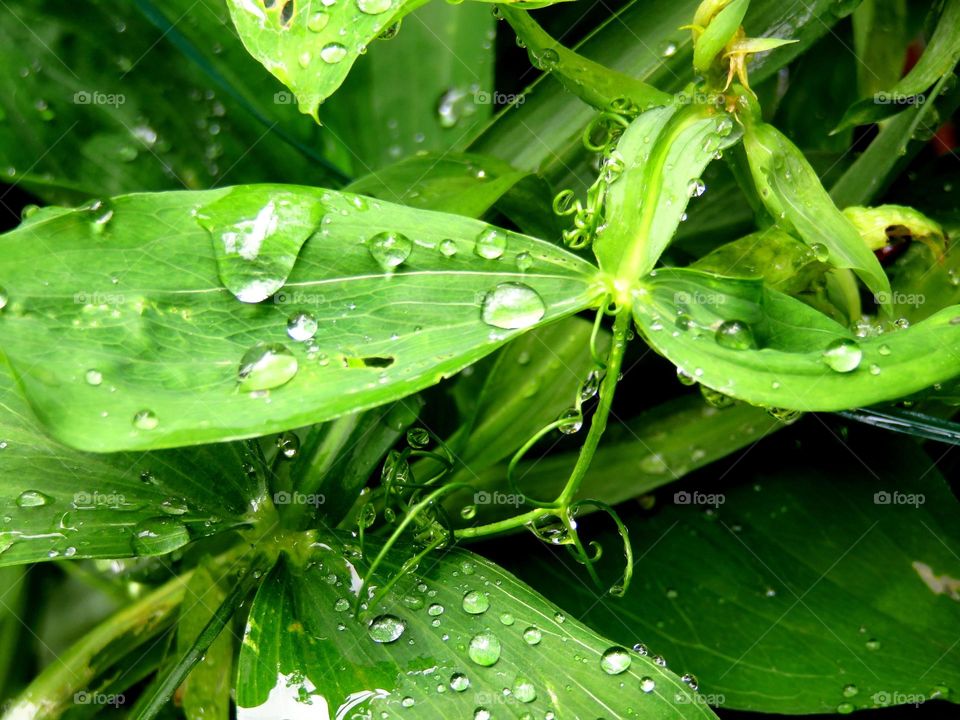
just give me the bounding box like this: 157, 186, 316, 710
225, 0, 430, 121
0, 0, 334, 204
508, 431, 960, 713
742, 118, 891, 300
0, 365, 258, 567
632, 268, 960, 411
236, 537, 718, 718
323, 2, 495, 170
594, 102, 741, 281
0, 186, 602, 452
836, 0, 960, 129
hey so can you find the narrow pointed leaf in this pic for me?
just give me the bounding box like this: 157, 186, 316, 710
632, 268, 960, 411
693, 0, 748, 73
0, 186, 602, 452
236, 540, 718, 719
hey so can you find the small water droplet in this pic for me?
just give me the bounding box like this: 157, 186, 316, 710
810, 243, 830, 262
16, 490, 51, 508
460, 504, 477, 520
132, 517, 190, 554
480, 282, 546, 329
401, 696, 415, 708
865, 638, 881, 651
535, 47, 560, 70
473, 708, 490, 720
368, 614, 406, 643
715, 320, 755, 350
275, 431, 300, 459
307, 11, 330, 30
512, 677, 537, 703
523, 626, 542, 645
357, 0, 392, 13
836, 702, 854, 714
474, 227, 507, 260
334, 597, 350, 612
842, 684, 858, 698
428, 603, 445, 616
468, 630, 501, 666
133, 409, 159, 431
320, 42, 348, 63
640, 677, 656, 693
286, 311, 318, 341
0, 287, 8, 311
238, 343, 298, 391
499, 612, 515, 625
450, 673, 471, 692
439, 238, 458, 257
600, 646, 631, 675
462, 590, 489, 614
367, 231, 413, 270
515, 251, 533, 271
557, 408, 583, 434
681, 673, 699, 690
85, 369, 103, 386
822, 338, 862, 373
687, 178, 706, 197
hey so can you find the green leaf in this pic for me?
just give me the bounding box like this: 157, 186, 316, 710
177, 563, 233, 720
0, 186, 602, 451
852, 0, 914, 98
742, 118, 891, 300
0, 365, 257, 567
322, 2, 495, 170
836, 0, 960, 129
593, 102, 741, 281
225, 0, 429, 121
508, 433, 960, 713
692, 0, 749, 74
500, 7, 672, 112
236, 538, 719, 718
632, 267, 960, 411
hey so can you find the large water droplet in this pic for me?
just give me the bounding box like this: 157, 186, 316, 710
822, 338, 862, 373
600, 646, 631, 675
480, 282, 546, 329
367, 231, 413, 270
320, 42, 348, 64
286, 311, 318, 341
557, 408, 583, 434
16, 490, 51, 508
238, 343, 299, 391
356, 0, 392, 13
715, 320, 755, 350
462, 590, 489, 614
468, 630, 502, 666
474, 227, 507, 260
368, 614, 406, 643
132, 517, 190, 555
810, 243, 830, 262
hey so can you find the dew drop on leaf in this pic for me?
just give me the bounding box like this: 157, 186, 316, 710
473, 227, 507, 260
450, 673, 470, 692
822, 338, 862, 373
133, 409, 159, 431
687, 178, 706, 197
238, 343, 298, 391
132, 517, 190, 555
460, 504, 477, 520
462, 590, 489, 614
715, 320, 755, 350
512, 677, 537, 703
473, 708, 490, 720
439, 238, 458, 256
427, 603, 444, 616
843, 684, 858, 697
557, 408, 583, 434
320, 42, 348, 64
468, 630, 502, 666
480, 282, 546, 329
0, 287, 8, 310
84, 369, 103, 386
640, 677, 656, 693
515, 251, 533, 271
810, 243, 830, 262
356, 0, 392, 13
535, 48, 560, 70
681, 673, 699, 690
307, 11, 329, 30
865, 638, 881, 651
367, 614, 405, 643
16, 490, 51, 508
499, 612, 515, 626
367, 231, 413, 270
286, 311, 318, 341
275, 431, 300, 458
600, 646, 631, 675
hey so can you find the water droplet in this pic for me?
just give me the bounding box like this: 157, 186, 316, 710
367, 231, 413, 270
307, 11, 330, 30
554, 612, 565, 624
822, 338, 862, 373
878, 344, 891, 356
320, 42, 348, 64
516, 251, 533, 271
677, 367, 697, 386
407, 427, 430, 448
428, 603, 445, 616
357, 0, 392, 13
0, 287, 8, 311
16, 490, 51, 508
473, 708, 490, 720
836, 702, 854, 714
579, 370, 601, 401
132, 517, 190, 555
460, 504, 477, 520
368, 614, 405, 643
450, 673, 471, 692
640, 677, 656, 693
535, 48, 560, 70
499, 612, 514, 625
462, 590, 489, 614
160, 499, 189, 516
512, 677, 537, 703
468, 630, 501, 666
869, 363, 881, 376
681, 673, 699, 690
439, 238, 458, 257
481, 282, 546, 329
275, 431, 300, 458
286, 311, 318, 341
687, 178, 706, 197
85, 369, 103, 386
523, 626, 542, 645
865, 638, 881, 651
238, 343, 298, 391
661, 41, 678, 57
600, 646, 631, 675
557, 408, 583, 434
133, 409, 159, 431
401, 696, 415, 708
842, 684, 858, 698
810, 243, 830, 262
474, 227, 507, 260
298, 51, 312, 67
715, 320, 755, 350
